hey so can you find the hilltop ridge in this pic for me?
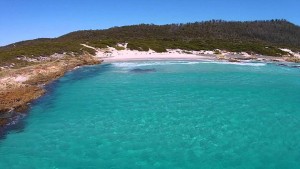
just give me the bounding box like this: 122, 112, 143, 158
1, 19, 300, 67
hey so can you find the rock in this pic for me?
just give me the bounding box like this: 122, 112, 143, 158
0, 112, 13, 119
130, 68, 156, 73
0, 54, 102, 126
228, 58, 240, 62
0, 85, 45, 113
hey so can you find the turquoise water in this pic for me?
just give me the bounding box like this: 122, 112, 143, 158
1, 61, 300, 169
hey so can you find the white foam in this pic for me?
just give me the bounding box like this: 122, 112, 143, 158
205, 61, 266, 67
111, 61, 201, 68
112, 61, 266, 69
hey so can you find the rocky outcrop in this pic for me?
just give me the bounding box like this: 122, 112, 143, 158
0, 85, 45, 113
285, 57, 300, 63
0, 55, 101, 126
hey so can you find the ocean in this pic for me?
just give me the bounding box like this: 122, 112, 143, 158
1, 61, 300, 169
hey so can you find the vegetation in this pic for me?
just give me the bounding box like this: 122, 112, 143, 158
1, 19, 300, 66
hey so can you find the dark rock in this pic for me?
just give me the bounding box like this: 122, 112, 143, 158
130, 68, 156, 73
277, 63, 300, 68
0, 112, 13, 119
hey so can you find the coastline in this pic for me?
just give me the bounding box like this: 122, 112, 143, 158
93, 46, 296, 63
0, 47, 299, 127
0, 55, 101, 126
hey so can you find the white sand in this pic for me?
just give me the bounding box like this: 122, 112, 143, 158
82, 44, 300, 63
81, 44, 217, 62
104, 50, 215, 62
14, 76, 29, 82
81, 44, 97, 50
280, 48, 300, 58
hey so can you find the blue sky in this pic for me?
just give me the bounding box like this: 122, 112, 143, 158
0, 0, 299, 46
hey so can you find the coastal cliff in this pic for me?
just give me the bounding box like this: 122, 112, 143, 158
0, 55, 101, 126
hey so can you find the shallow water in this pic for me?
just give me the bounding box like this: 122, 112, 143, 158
1, 61, 300, 169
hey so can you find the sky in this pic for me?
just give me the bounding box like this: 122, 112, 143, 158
0, 0, 299, 46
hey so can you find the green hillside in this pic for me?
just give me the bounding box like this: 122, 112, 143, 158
1, 19, 300, 66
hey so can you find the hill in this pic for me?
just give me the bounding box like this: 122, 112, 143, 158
1, 19, 300, 66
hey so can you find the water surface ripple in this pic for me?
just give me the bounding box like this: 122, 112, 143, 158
1, 61, 300, 169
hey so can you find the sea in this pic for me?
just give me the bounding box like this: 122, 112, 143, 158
1, 60, 300, 169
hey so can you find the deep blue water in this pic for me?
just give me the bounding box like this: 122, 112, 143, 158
1, 61, 300, 169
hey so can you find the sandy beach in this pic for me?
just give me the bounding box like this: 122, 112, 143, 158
79, 43, 300, 63
83, 44, 221, 63
82, 44, 289, 63
101, 49, 215, 62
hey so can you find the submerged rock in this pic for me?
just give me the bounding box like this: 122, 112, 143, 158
290, 65, 300, 68
277, 63, 300, 68
0, 112, 13, 119
130, 68, 156, 73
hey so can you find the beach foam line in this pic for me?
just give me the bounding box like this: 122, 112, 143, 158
202, 61, 267, 67
111, 61, 266, 68
111, 61, 201, 68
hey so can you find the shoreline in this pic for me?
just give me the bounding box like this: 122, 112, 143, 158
0, 55, 101, 127
93, 46, 295, 63
0, 48, 299, 128
102, 51, 215, 62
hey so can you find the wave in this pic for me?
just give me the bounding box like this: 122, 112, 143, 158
111, 61, 200, 68
111, 60, 266, 68
202, 61, 267, 67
